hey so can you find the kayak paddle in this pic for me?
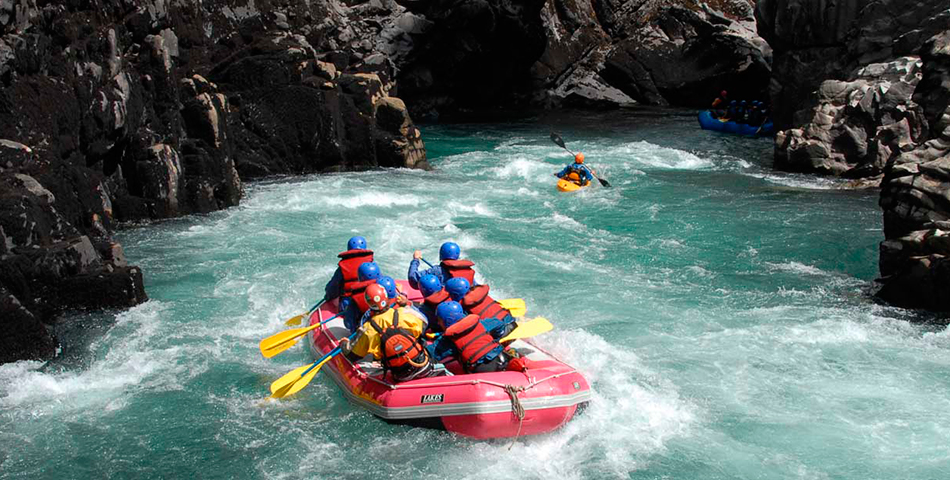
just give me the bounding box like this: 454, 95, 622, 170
283, 298, 326, 326
550, 132, 611, 187
499, 317, 553, 343
259, 313, 341, 358
270, 330, 360, 399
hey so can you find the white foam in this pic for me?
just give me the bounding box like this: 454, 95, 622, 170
766, 261, 828, 276
616, 141, 714, 170
745, 172, 845, 190
321, 192, 422, 209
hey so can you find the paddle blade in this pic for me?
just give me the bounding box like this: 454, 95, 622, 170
259, 322, 323, 358
283, 314, 304, 326
598, 177, 611, 188
550, 132, 566, 149
499, 317, 553, 343
269, 364, 311, 397
498, 298, 526, 317
270, 355, 336, 399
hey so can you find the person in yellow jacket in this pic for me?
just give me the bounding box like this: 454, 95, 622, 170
340, 284, 426, 369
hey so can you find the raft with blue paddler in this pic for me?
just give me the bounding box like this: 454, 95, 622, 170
699, 99, 774, 136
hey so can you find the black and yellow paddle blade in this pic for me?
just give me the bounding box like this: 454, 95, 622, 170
259, 322, 322, 358
283, 313, 305, 326
498, 298, 526, 317
499, 317, 553, 343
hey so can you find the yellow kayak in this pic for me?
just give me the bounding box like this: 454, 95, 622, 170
557, 178, 587, 192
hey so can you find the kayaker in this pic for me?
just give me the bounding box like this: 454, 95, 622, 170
416, 274, 450, 331
342, 261, 382, 333
324, 236, 374, 311
445, 277, 517, 338
341, 284, 433, 382
407, 241, 476, 289
555, 153, 593, 187
428, 301, 515, 373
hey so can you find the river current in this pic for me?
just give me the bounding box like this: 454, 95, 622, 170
2, 109, 948, 479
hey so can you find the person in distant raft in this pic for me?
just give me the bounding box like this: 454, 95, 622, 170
407, 241, 476, 289
324, 236, 374, 312
445, 277, 517, 338
341, 261, 382, 333
427, 301, 523, 373
555, 153, 594, 187
710, 90, 729, 118
341, 284, 434, 382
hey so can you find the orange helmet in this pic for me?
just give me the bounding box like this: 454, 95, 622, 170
574, 153, 585, 164
365, 284, 390, 311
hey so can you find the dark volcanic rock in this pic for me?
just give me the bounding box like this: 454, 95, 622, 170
0, 0, 428, 363
531, 0, 770, 108
876, 31, 950, 311
757, 0, 948, 177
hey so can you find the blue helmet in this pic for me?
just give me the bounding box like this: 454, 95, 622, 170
419, 274, 442, 297
439, 242, 461, 261
445, 277, 470, 301
347, 236, 367, 250
357, 262, 380, 281
436, 301, 466, 328
740, 100, 747, 105
376, 276, 398, 299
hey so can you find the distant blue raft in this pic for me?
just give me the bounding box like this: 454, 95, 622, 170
698, 110, 774, 136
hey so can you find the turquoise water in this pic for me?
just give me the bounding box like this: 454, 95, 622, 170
2, 109, 949, 479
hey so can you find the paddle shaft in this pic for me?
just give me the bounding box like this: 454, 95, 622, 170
301, 330, 360, 377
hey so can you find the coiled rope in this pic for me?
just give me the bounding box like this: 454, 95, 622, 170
505, 384, 526, 449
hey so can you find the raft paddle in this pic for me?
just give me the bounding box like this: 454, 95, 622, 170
549, 132, 611, 187
259, 314, 341, 358
498, 298, 526, 317
283, 298, 326, 326
270, 330, 360, 399
499, 317, 553, 343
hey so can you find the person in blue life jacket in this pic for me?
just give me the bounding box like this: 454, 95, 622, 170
426, 302, 518, 373
555, 153, 594, 187
445, 277, 517, 338
416, 274, 450, 331
324, 236, 374, 312
407, 241, 477, 290
726, 100, 739, 120
342, 261, 382, 333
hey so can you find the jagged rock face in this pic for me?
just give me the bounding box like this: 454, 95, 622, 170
773, 57, 926, 179
756, 0, 948, 177
532, 0, 770, 108
876, 32, 950, 310
0, 0, 427, 362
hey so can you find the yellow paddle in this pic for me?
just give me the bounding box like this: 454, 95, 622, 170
259, 314, 340, 358
283, 298, 326, 326
499, 317, 553, 343
269, 331, 359, 398
498, 298, 526, 317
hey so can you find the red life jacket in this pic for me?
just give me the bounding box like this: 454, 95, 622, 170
338, 249, 374, 296
348, 279, 377, 313
423, 289, 449, 310
461, 285, 509, 323
441, 259, 475, 284
368, 310, 431, 379
444, 314, 499, 371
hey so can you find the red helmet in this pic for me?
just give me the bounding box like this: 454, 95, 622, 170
364, 284, 389, 311
574, 153, 585, 164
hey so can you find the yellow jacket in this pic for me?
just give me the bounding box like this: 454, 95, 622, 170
351, 307, 426, 360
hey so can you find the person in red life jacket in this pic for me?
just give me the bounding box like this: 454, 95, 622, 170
341, 284, 433, 382
711, 90, 729, 118
324, 236, 374, 312
445, 277, 517, 338
407, 241, 476, 290
342, 261, 381, 333
416, 274, 450, 331
426, 301, 517, 373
